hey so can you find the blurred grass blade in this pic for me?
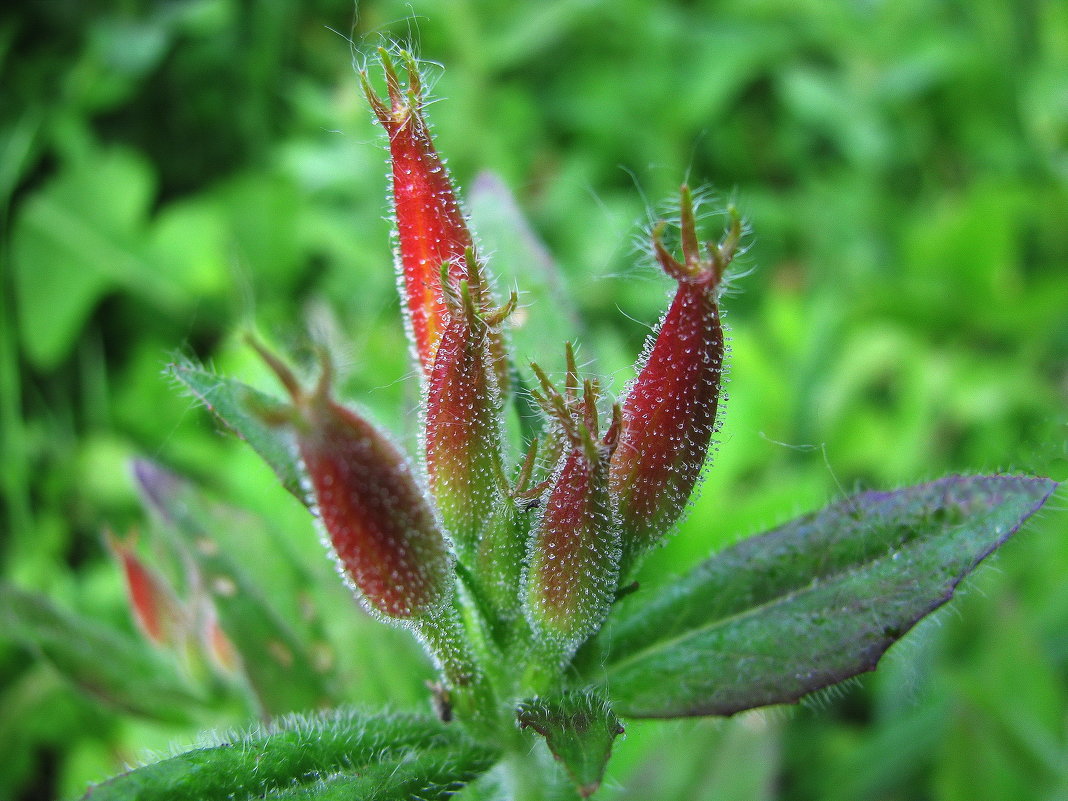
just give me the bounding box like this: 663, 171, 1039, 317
11, 148, 183, 368
584, 475, 1058, 718
134, 460, 335, 714
77, 708, 499, 800
517, 690, 624, 798
0, 583, 207, 723
166, 358, 309, 507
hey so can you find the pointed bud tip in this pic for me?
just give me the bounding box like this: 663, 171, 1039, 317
106, 528, 182, 647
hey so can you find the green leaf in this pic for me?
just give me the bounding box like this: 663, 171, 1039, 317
263, 747, 498, 799
517, 690, 625, 798
584, 475, 1058, 718
77, 708, 498, 801
133, 460, 334, 715
0, 583, 206, 723
468, 171, 585, 441
166, 358, 309, 506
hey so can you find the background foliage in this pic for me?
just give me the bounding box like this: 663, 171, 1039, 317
2, 1, 1066, 799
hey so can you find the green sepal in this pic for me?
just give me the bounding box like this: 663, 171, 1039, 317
76, 708, 499, 800
580, 474, 1058, 718
0, 583, 208, 723
516, 689, 624, 798
166, 357, 309, 507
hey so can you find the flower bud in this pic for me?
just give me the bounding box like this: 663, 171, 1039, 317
424, 258, 516, 558
609, 186, 740, 571
106, 529, 185, 647
363, 50, 513, 395
524, 357, 621, 662
250, 339, 451, 620
361, 52, 471, 365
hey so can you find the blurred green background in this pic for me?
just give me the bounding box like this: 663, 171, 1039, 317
2, 0, 1067, 799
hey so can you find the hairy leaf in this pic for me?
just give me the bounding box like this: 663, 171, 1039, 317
78, 708, 498, 800
583, 475, 1057, 718
0, 584, 206, 723
264, 747, 498, 799
166, 358, 308, 506
517, 690, 624, 798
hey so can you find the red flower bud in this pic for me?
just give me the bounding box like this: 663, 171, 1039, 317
609, 186, 741, 570
250, 339, 451, 620
424, 258, 516, 557
363, 50, 513, 395
361, 50, 475, 373
525, 356, 622, 661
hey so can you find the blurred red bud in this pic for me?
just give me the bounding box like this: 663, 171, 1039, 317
106, 529, 184, 647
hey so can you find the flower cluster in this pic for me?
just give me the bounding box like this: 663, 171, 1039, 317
251, 49, 741, 697
82, 44, 1058, 801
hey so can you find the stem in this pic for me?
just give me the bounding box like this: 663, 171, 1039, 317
416, 603, 496, 724
520, 639, 567, 699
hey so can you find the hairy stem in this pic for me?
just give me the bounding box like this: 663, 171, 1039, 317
416, 603, 496, 724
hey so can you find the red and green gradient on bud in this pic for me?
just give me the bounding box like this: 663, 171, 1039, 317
524, 356, 622, 666
424, 259, 524, 618
361, 50, 468, 373
363, 50, 513, 395
610, 186, 741, 573
248, 339, 451, 621
424, 258, 515, 554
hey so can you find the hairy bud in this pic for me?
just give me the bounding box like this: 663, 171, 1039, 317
610, 186, 740, 571
425, 258, 516, 558
524, 353, 622, 662
250, 339, 451, 620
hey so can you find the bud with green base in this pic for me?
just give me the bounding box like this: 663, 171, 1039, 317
610, 186, 741, 575
424, 256, 523, 621
524, 351, 622, 676
64, 47, 1059, 801
246, 338, 491, 715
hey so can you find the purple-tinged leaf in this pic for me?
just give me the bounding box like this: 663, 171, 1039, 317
581, 475, 1058, 718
